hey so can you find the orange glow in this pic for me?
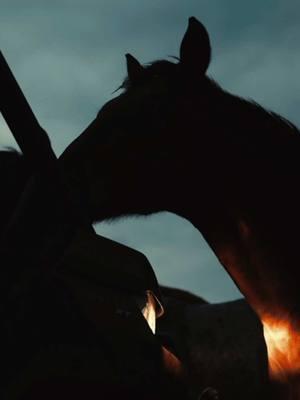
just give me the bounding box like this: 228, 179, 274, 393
141, 291, 157, 334
262, 316, 300, 382
162, 346, 184, 378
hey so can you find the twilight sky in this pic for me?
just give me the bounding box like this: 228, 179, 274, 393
1, 1, 299, 302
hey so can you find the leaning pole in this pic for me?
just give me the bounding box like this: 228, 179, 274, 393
0, 50, 57, 168
0, 50, 90, 225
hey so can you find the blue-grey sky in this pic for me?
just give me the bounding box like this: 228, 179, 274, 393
1, 1, 299, 302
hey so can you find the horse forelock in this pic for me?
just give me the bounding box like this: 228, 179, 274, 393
118, 59, 180, 92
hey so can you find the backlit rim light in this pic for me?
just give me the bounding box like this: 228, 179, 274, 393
262, 315, 300, 382
141, 291, 157, 334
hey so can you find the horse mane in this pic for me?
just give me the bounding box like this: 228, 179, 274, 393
118, 58, 299, 145
221, 93, 300, 174
0, 149, 30, 232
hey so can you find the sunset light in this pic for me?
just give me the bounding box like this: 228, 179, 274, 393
262, 316, 300, 382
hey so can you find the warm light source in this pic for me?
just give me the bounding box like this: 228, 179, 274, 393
262, 316, 300, 382
140, 290, 157, 334
134, 290, 157, 334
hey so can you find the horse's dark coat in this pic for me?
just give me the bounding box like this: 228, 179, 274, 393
59, 17, 300, 398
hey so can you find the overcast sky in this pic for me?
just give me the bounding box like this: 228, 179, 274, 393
1, 1, 299, 302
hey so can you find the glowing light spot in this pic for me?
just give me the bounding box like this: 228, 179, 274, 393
141, 291, 157, 334
262, 316, 300, 382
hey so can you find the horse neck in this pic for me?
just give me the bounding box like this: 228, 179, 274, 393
182, 90, 300, 316
181, 92, 300, 390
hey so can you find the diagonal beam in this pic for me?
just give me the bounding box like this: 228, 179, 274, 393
0, 50, 57, 168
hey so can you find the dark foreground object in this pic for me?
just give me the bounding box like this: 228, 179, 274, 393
1, 230, 187, 400
0, 51, 186, 399
158, 289, 270, 400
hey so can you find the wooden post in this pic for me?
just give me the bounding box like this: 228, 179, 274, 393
0, 50, 92, 224
0, 50, 57, 168
0, 50, 93, 270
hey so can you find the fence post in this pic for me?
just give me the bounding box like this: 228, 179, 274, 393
0, 51, 57, 169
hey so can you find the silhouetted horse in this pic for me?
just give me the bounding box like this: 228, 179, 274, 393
59, 16, 300, 399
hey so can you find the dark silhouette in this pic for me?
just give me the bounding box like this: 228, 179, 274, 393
0, 147, 269, 399
59, 17, 300, 398
0, 148, 190, 399
158, 290, 268, 400
0, 149, 30, 232
2, 15, 299, 399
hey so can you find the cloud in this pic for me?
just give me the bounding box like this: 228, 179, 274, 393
210, 22, 300, 124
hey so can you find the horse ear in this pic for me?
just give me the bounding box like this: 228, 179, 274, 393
126, 53, 145, 83
179, 17, 211, 76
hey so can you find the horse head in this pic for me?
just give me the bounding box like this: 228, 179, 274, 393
60, 17, 300, 395
60, 17, 229, 224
